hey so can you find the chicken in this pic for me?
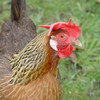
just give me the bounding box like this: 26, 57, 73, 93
0, 0, 36, 69
0, 16, 81, 99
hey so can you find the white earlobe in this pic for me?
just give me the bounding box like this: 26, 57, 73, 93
49, 39, 58, 51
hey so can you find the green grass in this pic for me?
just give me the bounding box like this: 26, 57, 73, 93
0, 0, 100, 100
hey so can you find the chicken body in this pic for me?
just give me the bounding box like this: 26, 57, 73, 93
0, 0, 36, 72
0, 71, 61, 100
0, 31, 62, 100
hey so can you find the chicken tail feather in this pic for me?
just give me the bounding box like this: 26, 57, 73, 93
11, 0, 28, 21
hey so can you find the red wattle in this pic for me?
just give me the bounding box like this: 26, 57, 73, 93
58, 46, 73, 58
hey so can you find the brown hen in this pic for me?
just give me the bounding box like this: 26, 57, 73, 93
0, 0, 36, 73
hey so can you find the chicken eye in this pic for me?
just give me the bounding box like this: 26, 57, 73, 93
60, 35, 64, 38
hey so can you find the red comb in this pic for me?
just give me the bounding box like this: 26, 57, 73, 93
39, 19, 81, 39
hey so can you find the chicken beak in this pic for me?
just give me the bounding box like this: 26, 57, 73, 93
72, 39, 82, 47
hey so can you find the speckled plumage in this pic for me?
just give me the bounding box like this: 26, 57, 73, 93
10, 32, 48, 85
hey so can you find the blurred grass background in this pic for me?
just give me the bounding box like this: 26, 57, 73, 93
0, 0, 100, 100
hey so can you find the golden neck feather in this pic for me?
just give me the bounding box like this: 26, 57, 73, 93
9, 31, 60, 85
